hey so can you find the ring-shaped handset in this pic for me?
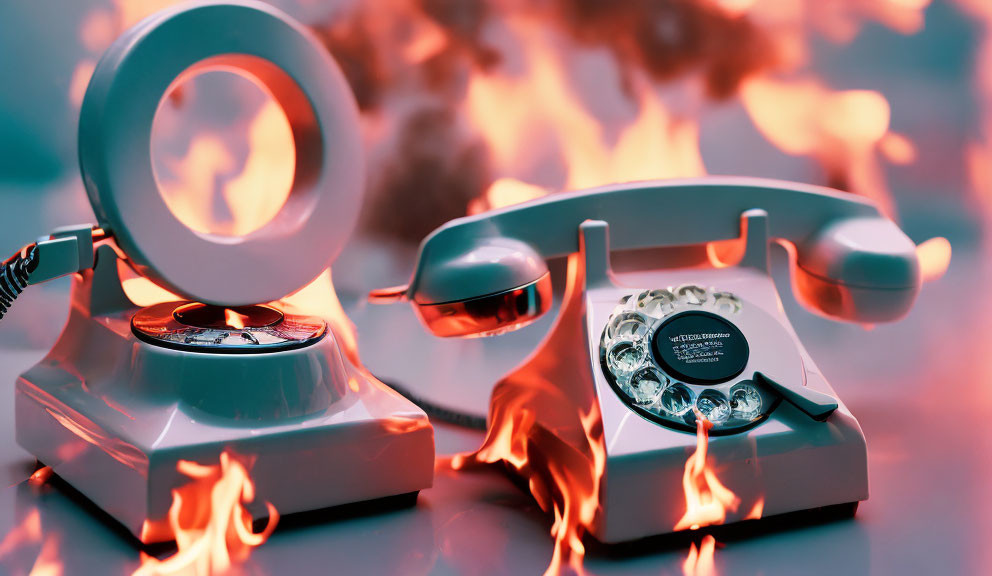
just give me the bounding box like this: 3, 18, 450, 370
79, 0, 364, 306
382, 177, 921, 337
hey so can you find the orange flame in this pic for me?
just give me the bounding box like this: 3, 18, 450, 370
224, 309, 249, 330
450, 253, 606, 576
464, 20, 704, 213
452, 402, 605, 576
0, 469, 64, 576
154, 96, 294, 238
26, 537, 61, 576
28, 466, 53, 487
683, 534, 717, 576
740, 77, 908, 216
916, 237, 952, 283
133, 452, 278, 576
675, 415, 764, 576
0, 510, 42, 558
0, 510, 62, 576
675, 416, 740, 532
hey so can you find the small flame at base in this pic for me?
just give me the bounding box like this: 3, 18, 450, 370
676, 414, 763, 576
675, 416, 740, 532
133, 452, 278, 576
0, 467, 63, 576
683, 534, 717, 576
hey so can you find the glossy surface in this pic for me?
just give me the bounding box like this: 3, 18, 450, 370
132, 300, 327, 353
413, 273, 552, 338
15, 291, 434, 542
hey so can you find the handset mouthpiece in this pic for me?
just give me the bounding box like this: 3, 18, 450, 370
398, 236, 553, 338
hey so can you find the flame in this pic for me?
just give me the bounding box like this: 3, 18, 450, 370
468, 178, 548, 214
0, 510, 42, 558
453, 402, 605, 576
72, 0, 938, 252
219, 101, 296, 237
451, 1, 923, 218
675, 416, 740, 531
464, 22, 704, 210
401, 17, 449, 64
683, 534, 717, 576
450, 253, 606, 576
133, 452, 278, 576
740, 77, 906, 216
28, 466, 53, 487
0, 470, 63, 576
154, 80, 294, 238
674, 414, 766, 574
118, 259, 183, 308
916, 237, 952, 283
276, 269, 360, 364
224, 309, 249, 330
26, 537, 61, 576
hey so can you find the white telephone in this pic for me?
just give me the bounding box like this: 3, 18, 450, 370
373, 177, 920, 540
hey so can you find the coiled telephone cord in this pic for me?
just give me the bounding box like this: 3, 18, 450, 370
0, 244, 39, 322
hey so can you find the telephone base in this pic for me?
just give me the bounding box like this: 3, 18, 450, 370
592, 402, 868, 543
491, 252, 870, 544
590, 269, 869, 542
14, 304, 434, 544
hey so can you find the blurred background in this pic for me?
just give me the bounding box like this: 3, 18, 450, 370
0, 0, 978, 292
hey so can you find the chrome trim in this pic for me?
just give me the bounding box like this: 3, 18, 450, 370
412, 273, 552, 338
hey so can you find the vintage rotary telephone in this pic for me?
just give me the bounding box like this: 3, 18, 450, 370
373, 177, 920, 541
2, 1, 433, 543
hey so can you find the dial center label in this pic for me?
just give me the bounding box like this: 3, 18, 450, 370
653, 311, 748, 384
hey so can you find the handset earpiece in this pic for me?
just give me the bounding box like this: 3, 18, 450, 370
405, 237, 552, 337
792, 216, 921, 322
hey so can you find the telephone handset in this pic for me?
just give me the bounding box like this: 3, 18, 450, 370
374, 176, 921, 337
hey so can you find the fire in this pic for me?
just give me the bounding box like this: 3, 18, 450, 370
28, 466, 53, 487
277, 269, 360, 364
674, 415, 764, 576
683, 534, 717, 576
464, 21, 705, 212
468, 178, 548, 214
450, 253, 606, 576
26, 537, 60, 576
0, 510, 42, 558
740, 77, 907, 216
134, 452, 278, 576
675, 416, 741, 532
153, 96, 294, 238
451, 401, 605, 576
224, 309, 249, 330
916, 237, 952, 283
218, 101, 296, 237
71, 0, 945, 255
0, 469, 64, 576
